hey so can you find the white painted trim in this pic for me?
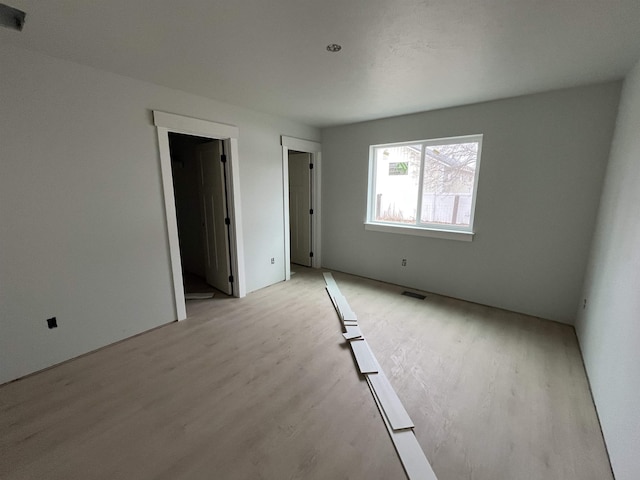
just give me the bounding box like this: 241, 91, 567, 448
334, 294, 358, 321
154, 111, 246, 322
281, 136, 320, 153
364, 222, 474, 242
281, 136, 322, 280
343, 325, 363, 340
281, 146, 291, 280
156, 126, 187, 321
324, 273, 358, 324
369, 388, 438, 480
325, 286, 340, 306
323, 272, 338, 290
325, 287, 338, 309
154, 111, 238, 139
324, 271, 437, 479
313, 152, 322, 268
367, 372, 414, 431
350, 339, 380, 374
467, 135, 483, 233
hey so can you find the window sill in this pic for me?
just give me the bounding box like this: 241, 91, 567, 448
364, 222, 474, 242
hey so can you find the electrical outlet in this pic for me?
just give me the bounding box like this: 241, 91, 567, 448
46, 317, 57, 329
583, 298, 587, 309
270, 257, 275, 264
401, 258, 407, 267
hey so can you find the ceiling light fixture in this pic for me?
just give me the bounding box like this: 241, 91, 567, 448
326, 44, 342, 53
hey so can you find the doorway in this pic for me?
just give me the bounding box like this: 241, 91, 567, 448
154, 111, 246, 322
288, 151, 312, 267
281, 136, 322, 281
168, 133, 233, 296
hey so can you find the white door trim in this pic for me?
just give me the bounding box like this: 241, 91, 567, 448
154, 111, 246, 321
281, 136, 322, 280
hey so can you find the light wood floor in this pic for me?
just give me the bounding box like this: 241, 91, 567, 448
0, 268, 612, 480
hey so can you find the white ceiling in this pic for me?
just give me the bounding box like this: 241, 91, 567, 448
2, 0, 640, 127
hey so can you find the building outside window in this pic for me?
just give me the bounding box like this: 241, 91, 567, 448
366, 134, 483, 239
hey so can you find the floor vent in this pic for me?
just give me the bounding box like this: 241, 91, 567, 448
401, 291, 426, 300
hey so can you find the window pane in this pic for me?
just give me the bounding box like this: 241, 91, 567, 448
420, 142, 478, 226
374, 144, 422, 224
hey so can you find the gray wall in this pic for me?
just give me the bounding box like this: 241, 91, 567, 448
576, 59, 640, 480
0, 44, 319, 384
321, 83, 621, 323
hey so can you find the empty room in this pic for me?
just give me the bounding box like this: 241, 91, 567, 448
1, 1, 639, 479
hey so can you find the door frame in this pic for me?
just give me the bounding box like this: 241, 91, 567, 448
281, 136, 322, 280
155, 111, 246, 321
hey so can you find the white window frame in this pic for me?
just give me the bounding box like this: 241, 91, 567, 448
365, 134, 483, 242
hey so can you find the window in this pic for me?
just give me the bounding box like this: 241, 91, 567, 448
366, 134, 483, 240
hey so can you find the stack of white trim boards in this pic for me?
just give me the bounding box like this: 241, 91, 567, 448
323, 272, 438, 480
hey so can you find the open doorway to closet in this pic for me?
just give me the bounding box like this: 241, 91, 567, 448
288, 151, 312, 267
168, 133, 233, 298
154, 111, 246, 322
281, 136, 322, 281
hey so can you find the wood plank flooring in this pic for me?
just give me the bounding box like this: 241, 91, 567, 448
0, 268, 612, 480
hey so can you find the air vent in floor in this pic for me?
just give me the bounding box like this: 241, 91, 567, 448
401, 291, 426, 300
